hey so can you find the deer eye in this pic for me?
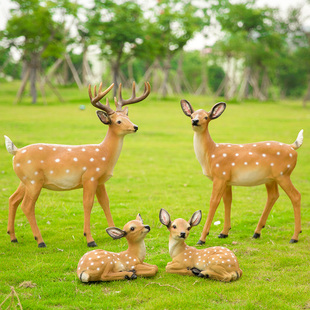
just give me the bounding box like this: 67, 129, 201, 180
130, 227, 135, 231
205, 116, 208, 120
172, 225, 176, 229
117, 120, 121, 124
187, 227, 191, 231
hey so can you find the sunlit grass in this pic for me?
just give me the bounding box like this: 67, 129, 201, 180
0, 81, 309, 309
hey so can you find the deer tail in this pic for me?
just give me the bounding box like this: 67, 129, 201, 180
79, 271, 90, 283
4, 135, 18, 155
228, 268, 243, 282
291, 130, 303, 150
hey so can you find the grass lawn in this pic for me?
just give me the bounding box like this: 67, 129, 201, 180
0, 81, 309, 309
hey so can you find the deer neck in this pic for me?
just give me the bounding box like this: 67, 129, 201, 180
193, 125, 216, 176
100, 129, 124, 169
127, 240, 146, 262
169, 237, 187, 259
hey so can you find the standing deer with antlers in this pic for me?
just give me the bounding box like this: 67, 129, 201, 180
5, 81, 150, 247
180, 100, 303, 244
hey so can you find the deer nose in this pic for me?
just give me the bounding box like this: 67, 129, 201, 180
192, 119, 199, 126
180, 232, 186, 239
134, 125, 138, 132
144, 225, 150, 231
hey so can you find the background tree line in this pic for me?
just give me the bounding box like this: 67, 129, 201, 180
0, 0, 309, 105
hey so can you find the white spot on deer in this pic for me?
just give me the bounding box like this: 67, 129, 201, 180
279, 143, 283, 146
50, 171, 54, 174
90, 262, 94, 266
73, 158, 78, 162
289, 153, 293, 157
41, 160, 44, 163
223, 172, 226, 175
68, 148, 72, 152
270, 163, 274, 166
55, 159, 60, 163
101, 261, 104, 264
287, 165, 291, 168
280, 172, 283, 175
232, 162, 235, 166
216, 144, 219, 147
31, 180, 35, 184
96, 148, 100, 152
253, 144, 257, 147
97, 267, 100, 271
39, 147, 43, 150
102, 157, 106, 161
53, 148, 56, 151
223, 153, 227, 157
184, 258, 187, 262
91, 177, 95, 182
16, 163, 20, 167
235, 153, 239, 157
262, 154, 266, 157
34, 171, 38, 175
88, 257, 92, 260
83, 167, 87, 171
216, 163, 219, 167
27, 160, 31, 164
244, 162, 248, 165
21, 150, 27, 153
90, 158, 94, 162
256, 162, 259, 165
211, 154, 215, 158
249, 152, 253, 155
277, 152, 280, 155
96, 168, 100, 172
266, 143, 270, 146
228, 144, 231, 147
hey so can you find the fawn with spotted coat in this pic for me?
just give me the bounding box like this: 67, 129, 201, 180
77, 214, 158, 282
5, 82, 150, 247
180, 100, 303, 244
159, 209, 242, 282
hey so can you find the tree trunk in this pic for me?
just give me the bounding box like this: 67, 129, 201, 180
29, 53, 39, 104
161, 56, 171, 97
303, 77, 310, 108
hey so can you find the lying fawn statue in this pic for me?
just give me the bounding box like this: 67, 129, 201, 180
77, 214, 158, 282
159, 209, 242, 282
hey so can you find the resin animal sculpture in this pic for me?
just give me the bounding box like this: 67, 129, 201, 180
77, 214, 158, 282
159, 209, 242, 282
5, 81, 151, 248
180, 99, 303, 244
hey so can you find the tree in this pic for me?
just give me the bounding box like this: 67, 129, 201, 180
85, 0, 146, 96
0, 0, 78, 103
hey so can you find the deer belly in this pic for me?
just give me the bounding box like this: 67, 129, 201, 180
229, 169, 270, 186
44, 172, 82, 190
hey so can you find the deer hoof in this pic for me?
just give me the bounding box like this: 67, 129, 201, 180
218, 233, 228, 238
197, 240, 205, 246
289, 239, 298, 244
191, 268, 201, 276
11, 239, 18, 243
38, 242, 46, 248
252, 233, 260, 239
87, 241, 98, 247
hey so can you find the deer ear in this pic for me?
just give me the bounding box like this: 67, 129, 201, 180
210, 102, 226, 120
106, 227, 126, 239
180, 99, 194, 117
96, 110, 111, 125
123, 106, 129, 116
189, 210, 202, 227
136, 213, 143, 223
159, 208, 171, 228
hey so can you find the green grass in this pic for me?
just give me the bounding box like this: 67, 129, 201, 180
0, 81, 309, 309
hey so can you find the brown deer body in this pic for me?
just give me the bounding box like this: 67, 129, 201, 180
159, 209, 242, 282
5, 82, 150, 247
77, 214, 158, 282
180, 100, 303, 244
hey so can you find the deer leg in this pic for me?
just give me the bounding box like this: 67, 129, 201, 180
166, 261, 195, 276
253, 181, 279, 239
83, 181, 98, 247
100, 271, 137, 281
133, 263, 158, 277
96, 184, 114, 227
7, 182, 25, 243
277, 177, 301, 243
219, 185, 232, 238
20, 185, 45, 247
198, 179, 226, 245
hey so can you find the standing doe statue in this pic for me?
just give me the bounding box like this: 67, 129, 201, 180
77, 214, 158, 282
159, 209, 242, 282
180, 100, 303, 244
5, 81, 150, 248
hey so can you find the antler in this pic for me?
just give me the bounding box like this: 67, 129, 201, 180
88, 82, 115, 115
116, 81, 151, 111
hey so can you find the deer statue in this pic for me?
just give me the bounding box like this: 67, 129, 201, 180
180, 99, 303, 244
77, 214, 158, 282
159, 209, 242, 282
5, 81, 151, 248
